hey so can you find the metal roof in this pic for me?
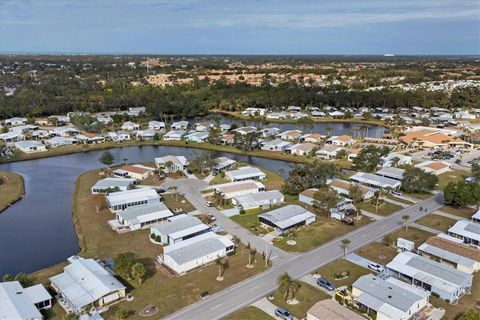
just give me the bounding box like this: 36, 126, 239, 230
448, 220, 480, 242
418, 243, 476, 268
225, 166, 266, 181
117, 203, 173, 225
106, 188, 159, 207
150, 215, 209, 240
350, 172, 401, 189
15, 140, 44, 148
259, 205, 315, 230
375, 167, 405, 181
92, 178, 136, 190
234, 190, 284, 210
0, 281, 50, 320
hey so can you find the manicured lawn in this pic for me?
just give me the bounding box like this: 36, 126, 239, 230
209, 173, 230, 185
416, 214, 458, 233
316, 259, 370, 288
32, 169, 269, 319
386, 194, 414, 205
0, 171, 24, 212
388, 227, 435, 247
403, 192, 432, 200
273, 215, 371, 252
439, 205, 476, 219
356, 242, 398, 265
261, 167, 284, 190
225, 306, 273, 320
357, 200, 403, 216
270, 283, 330, 319
162, 193, 196, 212
231, 212, 271, 236
436, 169, 468, 190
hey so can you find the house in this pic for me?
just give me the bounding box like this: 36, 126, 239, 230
266, 112, 288, 120
50, 127, 79, 137
31, 129, 49, 139
163, 130, 186, 141
160, 232, 235, 274
231, 190, 284, 210
307, 299, 365, 320
258, 205, 316, 234
0, 281, 52, 320
148, 120, 166, 131
242, 107, 266, 116
316, 145, 344, 160
259, 127, 281, 138
326, 135, 354, 146
221, 133, 235, 145
261, 139, 292, 152
219, 124, 231, 132
150, 215, 210, 244
414, 161, 451, 176
136, 129, 156, 140
302, 133, 324, 144
44, 136, 76, 148
310, 110, 326, 118
290, 112, 308, 119
418, 235, 480, 274
48, 115, 70, 124
350, 172, 401, 191
9, 124, 38, 134
472, 209, 480, 224
121, 121, 139, 131
0, 131, 25, 143
351, 274, 430, 320
154, 155, 188, 173
5, 117, 28, 126
112, 203, 173, 231
184, 131, 209, 143
106, 188, 160, 212
225, 166, 266, 182
91, 177, 136, 194
15, 140, 47, 153
115, 164, 154, 180
279, 130, 303, 141
171, 121, 189, 130
448, 220, 480, 247
49, 256, 126, 314
288, 142, 316, 156
213, 157, 236, 173
75, 133, 105, 144
233, 126, 257, 135
213, 181, 266, 199
381, 153, 412, 167
127, 106, 146, 116
194, 121, 214, 132
375, 167, 405, 181
108, 131, 131, 142
386, 251, 473, 303
328, 179, 375, 200
399, 130, 472, 149
96, 115, 113, 124
287, 105, 302, 112
299, 188, 318, 206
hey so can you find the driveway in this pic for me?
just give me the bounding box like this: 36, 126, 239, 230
346, 253, 379, 270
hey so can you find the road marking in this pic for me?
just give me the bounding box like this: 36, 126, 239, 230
211, 303, 223, 310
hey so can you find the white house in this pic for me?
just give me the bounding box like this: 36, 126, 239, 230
302, 133, 325, 144
0, 281, 52, 320
106, 188, 160, 212
350, 172, 401, 191
328, 179, 375, 200
225, 166, 266, 182
150, 215, 210, 244
44, 136, 76, 148
5, 117, 28, 126
214, 181, 266, 199
148, 120, 166, 131
121, 121, 139, 131
91, 177, 136, 194
258, 205, 316, 234
299, 188, 318, 206
163, 130, 187, 141
136, 129, 156, 140
375, 167, 405, 181
448, 220, 480, 247
326, 135, 354, 146
213, 157, 237, 173
49, 256, 126, 314
316, 145, 344, 160
232, 190, 284, 211
50, 127, 79, 137
261, 139, 292, 152
288, 142, 316, 156
15, 140, 47, 153
233, 126, 257, 135
160, 232, 235, 274
279, 130, 303, 141
414, 161, 451, 176
114, 164, 154, 180
0, 131, 25, 143
184, 131, 209, 143
171, 121, 189, 130
154, 155, 189, 173
381, 153, 412, 167
113, 203, 173, 231
108, 131, 131, 142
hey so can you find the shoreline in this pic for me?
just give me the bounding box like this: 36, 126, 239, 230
0, 172, 25, 213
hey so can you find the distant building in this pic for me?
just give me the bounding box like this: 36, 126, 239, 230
225, 166, 266, 182
261, 139, 292, 152
5, 117, 28, 126
0, 281, 52, 320
15, 140, 47, 153
154, 155, 188, 173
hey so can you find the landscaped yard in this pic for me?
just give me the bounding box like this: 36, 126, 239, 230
357, 200, 403, 216
209, 173, 230, 185
356, 242, 398, 265
261, 167, 284, 190
162, 193, 196, 212
388, 226, 435, 247
0, 171, 25, 212
225, 306, 273, 320
416, 214, 458, 233
403, 192, 432, 200
316, 259, 370, 288
439, 205, 476, 219
386, 194, 414, 205
270, 283, 330, 319
436, 169, 468, 190
231, 212, 271, 236
30, 169, 269, 319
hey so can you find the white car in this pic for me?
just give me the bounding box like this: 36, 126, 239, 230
368, 263, 384, 273
205, 201, 213, 207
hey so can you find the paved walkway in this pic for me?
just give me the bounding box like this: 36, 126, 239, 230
432, 210, 463, 221
360, 210, 383, 221
346, 253, 378, 269
410, 223, 442, 235
382, 197, 409, 208
203, 174, 214, 183
251, 298, 294, 320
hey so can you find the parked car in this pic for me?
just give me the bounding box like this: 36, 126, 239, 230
275, 307, 294, 320
205, 201, 214, 207
341, 218, 354, 226
157, 188, 166, 194
368, 263, 384, 273
317, 277, 335, 291
208, 214, 216, 221
391, 190, 402, 196
335, 289, 352, 302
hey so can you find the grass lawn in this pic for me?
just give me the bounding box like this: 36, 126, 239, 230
416, 214, 458, 233
261, 167, 284, 190
270, 283, 330, 319
225, 306, 273, 320
403, 192, 432, 200
161, 193, 196, 212
32, 169, 269, 319
273, 215, 371, 252
209, 173, 230, 185
357, 200, 403, 216
388, 227, 435, 247
439, 205, 476, 219
0, 171, 25, 212
386, 195, 414, 205
356, 242, 398, 265
436, 169, 468, 190
231, 212, 271, 236
430, 272, 480, 320
316, 259, 370, 288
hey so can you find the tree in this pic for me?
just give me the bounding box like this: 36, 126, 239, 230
282, 161, 338, 195
277, 272, 301, 302
114, 252, 140, 279
131, 262, 146, 285
116, 309, 131, 320
188, 151, 218, 175
402, 215, 410, 232
444, 181, 480, 208
215, 256, 229, 281
383, 234, 395, 247
164, 160, 174, 173
348, 184, 363, 204
459, 309, 480, 320
373, 190, 382, 215
471, 163, 480, 181
401, 167, 438, 194
341, 238, 351, 257
313, 187, 339, 213
99, 151, 114, 169
352, 145, 389, 172
2, 273, 34, 287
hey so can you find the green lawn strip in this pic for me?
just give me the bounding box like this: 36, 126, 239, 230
356, 242, 398, 265
385, 194, 414, 205
356, 201, 403, 216
388, 227, 435, 247
416, 214, 458, 233
0, 171, 25, 212
403, 192, 432, 200
162, 193, 196, 212
270, 283, 330, 319
436, 169, 468, 190
439, 205, 476, 219
316, 259, 370, 288
224, 306, 274, 320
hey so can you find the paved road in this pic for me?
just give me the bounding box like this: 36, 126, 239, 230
162, 192, 444, 320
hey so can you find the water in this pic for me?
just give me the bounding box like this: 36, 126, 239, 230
0, 145, 294, 276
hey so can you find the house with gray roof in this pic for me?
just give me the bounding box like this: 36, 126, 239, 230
105, 188, 160, 212
258, 205, 316, 234
150, 215, 210, 244
0, 281, 52, 320
15, 140, 47, 153
350, 172, 401, 191
232, 190, 284, 211
91, 178, 136, 194
375, 167, 405, 181
225, 166, 266, 182
448, 220, 480, 247
112, 203, 173, 231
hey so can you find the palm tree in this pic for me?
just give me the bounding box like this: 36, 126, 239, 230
165, 160, 174, 173
248, 247, 256, 268
402, 215, 410, 232
277, 272, 301, 302
373, 190, 382, 215
215, 256, 229, 281
167, 185, 178, 201
341, 238, 351, 257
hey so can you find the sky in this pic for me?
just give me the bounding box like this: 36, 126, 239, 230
0, 0, 479, 55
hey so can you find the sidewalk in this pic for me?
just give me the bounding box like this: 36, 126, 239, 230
382, 197, 409, 208
432, 210, 463, 221
410, 223, 441, 235
360, 210, 383, 221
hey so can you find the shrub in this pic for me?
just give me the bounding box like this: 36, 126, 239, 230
150, 233, 155, 239
239, 210, 246, 215
155, 235, 161, 242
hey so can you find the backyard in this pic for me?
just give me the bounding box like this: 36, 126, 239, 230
436, 169, 468, 190
161, 193, 196, 213
0, 171, 25, 212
